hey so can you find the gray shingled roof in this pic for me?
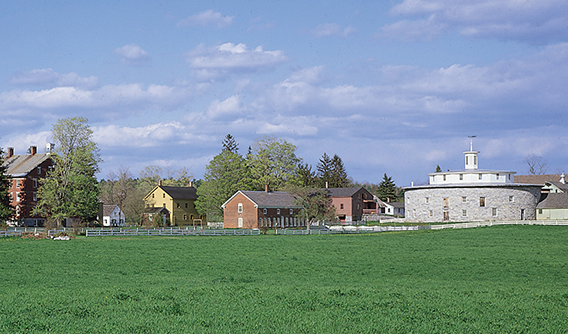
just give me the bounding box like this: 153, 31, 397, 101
241, 191, 300, 208
160, 186, 197, 200
323, 187, 364, 197
102, 204, 119, 216
142, 207, 170, 214
2, 153, 52, 177
546, 181, 568, 192
537, 192, 568, 209
515, 174, 561, 185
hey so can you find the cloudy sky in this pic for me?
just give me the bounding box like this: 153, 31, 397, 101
1, 0, 567, 186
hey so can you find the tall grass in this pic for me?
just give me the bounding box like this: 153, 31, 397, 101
1, 225, 567, 333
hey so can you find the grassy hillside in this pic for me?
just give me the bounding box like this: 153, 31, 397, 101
1, 226, 567, 333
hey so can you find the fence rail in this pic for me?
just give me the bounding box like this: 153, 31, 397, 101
85, 228, 261, 237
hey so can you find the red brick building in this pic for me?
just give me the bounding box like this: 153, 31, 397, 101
324, 187, 375, 222
2, 146, 54, 226
222, 190, 304, 229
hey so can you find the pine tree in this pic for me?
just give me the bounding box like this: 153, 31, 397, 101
377, 173, 398, 202
330, 154, 349, 188
297, 163, 317, 187
436, 165, 442, 172
222, 134, 239, 153
317, 153, 332, 187
0, 148, 13, 222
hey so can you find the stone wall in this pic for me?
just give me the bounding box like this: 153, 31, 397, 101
405, 185, 541, 222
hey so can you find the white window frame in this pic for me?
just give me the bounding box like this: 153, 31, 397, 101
238, 203, 243, 213
238, 217, 243, 228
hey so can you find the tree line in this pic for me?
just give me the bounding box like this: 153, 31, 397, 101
0, 119, 401, 227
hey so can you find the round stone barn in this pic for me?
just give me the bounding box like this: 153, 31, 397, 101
404, 142, 542, 223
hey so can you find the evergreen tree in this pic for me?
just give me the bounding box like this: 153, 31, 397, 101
222, 134, 239, 153
35, 117, 101, 227
435, 165, 442, 172
330, 154, 349, 188
317, 153, 333, 187
297, 163, 317, 187
0, 148, 13, 222
377, 173, 398, 202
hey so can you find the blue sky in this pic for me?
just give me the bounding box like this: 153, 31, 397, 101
1, 0, 567, 186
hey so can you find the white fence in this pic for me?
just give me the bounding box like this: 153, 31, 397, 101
85, 228, 261, 237
428, 220, 568, 230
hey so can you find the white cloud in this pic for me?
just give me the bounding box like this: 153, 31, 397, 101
184, 43, 287, 78
206, 95, 242, 118
312, 23, 356, 38
383, 0, 568, 44
113, 44, 149, 63
177, 10, 233, 28
10, 68, 98, 89
93, 122, 186, 147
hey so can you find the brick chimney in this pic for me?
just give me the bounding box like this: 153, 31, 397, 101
7, 147, 14, 158
30, 146, 37, 156
325, 181, 329, 188
158, 179, 162, 186
189, 181, 193, 187
265, 184, 269, 192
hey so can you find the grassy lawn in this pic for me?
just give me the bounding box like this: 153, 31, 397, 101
0, 225, 567, 333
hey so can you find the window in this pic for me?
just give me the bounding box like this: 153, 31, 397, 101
496, 174, 500, 179
183, 214, 187, 221
480, 197, 485, 207
33, 178, 37, 188
462, 196, 467, 203
425, 197, 429, 203
152, 194, 154, 198
509, 196, 514, 202
289, 209, 293, 215
238, 218, 243, 228
163, 193, 165, 198
185, 203, 188, 208
277, 209, 280, 215
37, 166, 41, 175
33, 192, 37, 202
163, 203, 166, 208
443, 197, 449, 207
479, 174, 482, 180
429, 210, 433, 217
492, 208, 497, 216
443, 175, 446, 181
16, 192, 20, 202
462, 210, 467, 217
176, 203, 180, 208
508, 174, 511, 180
263, 208, 267, 215
340, 204, 344, 209
538, 209, 543, 214
459, 174, 463, 180
474, 156, 477, 165
238, 203, 243, 213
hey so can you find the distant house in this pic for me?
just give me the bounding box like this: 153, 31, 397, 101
142, 182, 203, 226
376, 198, 405, 217
536, 174, 568, 220
325, 187, 375, 222
222, 189, 304, 229
99, 204, 125, 227
1, 146, 54, 226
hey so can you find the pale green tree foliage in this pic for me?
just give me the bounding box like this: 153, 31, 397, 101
286, 185, 336, 231
196, 135, 252, 220
35, 117, 101, 227
248, 136, 300, 191
0, 148, 13, 222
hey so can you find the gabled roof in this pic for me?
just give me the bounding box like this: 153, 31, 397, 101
222, 190, 300, 209
515, 174, 561, 185
2, 153, 52, 177
545, 181, 568, 193
102, 204, 120, 216
160, 186, 197, 200
537, 192, 568, 209
144, 185, 197, 201
324, 187, 368, 198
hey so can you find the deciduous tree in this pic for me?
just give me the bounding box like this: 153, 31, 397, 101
35, 117, 101, 227
248, 136, 300, 191
287, 185, 336, 231
0, 148, 13, 222
525, 155, 547, 175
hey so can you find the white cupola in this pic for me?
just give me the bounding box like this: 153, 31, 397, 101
463, 138, 479, 170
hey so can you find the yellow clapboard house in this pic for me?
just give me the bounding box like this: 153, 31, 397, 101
143, 183, 204, 226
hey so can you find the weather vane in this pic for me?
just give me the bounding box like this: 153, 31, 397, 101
468, 135, 476, 151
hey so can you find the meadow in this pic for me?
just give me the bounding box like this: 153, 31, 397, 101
0, 225, 567, 333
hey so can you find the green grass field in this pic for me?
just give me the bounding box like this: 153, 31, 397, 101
1, 225, 567, 333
